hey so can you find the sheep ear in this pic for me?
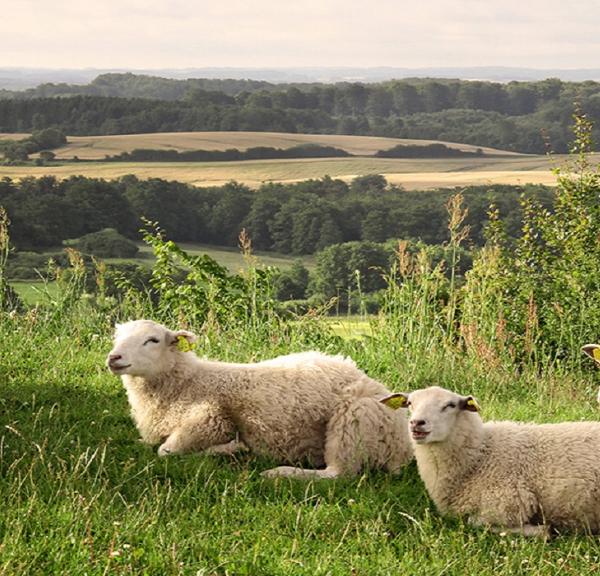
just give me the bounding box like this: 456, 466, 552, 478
169, 330, 198, 351
582, 344, 600, 364
380, 393, 409, 410
460, 396, 480, 412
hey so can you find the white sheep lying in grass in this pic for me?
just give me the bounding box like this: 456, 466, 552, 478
106, 319, 412, 479
381, 385, 600, 536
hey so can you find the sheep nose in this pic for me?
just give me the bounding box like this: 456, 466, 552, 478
108, 353, 122, 365
410, 419, 427, 429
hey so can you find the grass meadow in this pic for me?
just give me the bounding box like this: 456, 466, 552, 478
3, 295, 600, 575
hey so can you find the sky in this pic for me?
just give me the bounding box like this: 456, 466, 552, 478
4, 0, 600, 70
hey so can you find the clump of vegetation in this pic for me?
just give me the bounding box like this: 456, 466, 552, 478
0, 128, 66, 164
68, 228, 139, 258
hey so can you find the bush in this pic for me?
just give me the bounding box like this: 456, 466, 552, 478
7, 251, 67, 279
70, 228, 139, 258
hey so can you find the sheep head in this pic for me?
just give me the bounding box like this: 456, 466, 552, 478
381, 386, 479, 444
107, 319, 197, 378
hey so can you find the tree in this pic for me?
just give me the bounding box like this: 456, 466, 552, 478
274, 260, 310, 300
39, 150, 56, 162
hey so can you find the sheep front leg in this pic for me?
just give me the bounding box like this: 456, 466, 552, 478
158, 407, 235, 457
261, 465, 340, 480
467, 517, 550, 538
204, 438, 250, 456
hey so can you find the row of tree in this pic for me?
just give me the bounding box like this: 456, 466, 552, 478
1, 79, 596, 153
0, 174, 553, 253
104, 144, 350, 162
0, 73, 585, 116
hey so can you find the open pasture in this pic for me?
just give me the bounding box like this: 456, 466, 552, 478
2, 310, 600, 575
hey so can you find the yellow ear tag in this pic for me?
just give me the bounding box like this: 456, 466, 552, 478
177, 336, 192, 352
466, 398, 480, 411
382, 395, 408, 410
593, 348, 600, 362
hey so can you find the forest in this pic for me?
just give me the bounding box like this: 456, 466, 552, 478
0, 175, 552, 253
1, 74, 600, 153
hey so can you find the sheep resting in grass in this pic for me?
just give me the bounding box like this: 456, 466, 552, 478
381, 385, 600, 536
106, 319, 412, 479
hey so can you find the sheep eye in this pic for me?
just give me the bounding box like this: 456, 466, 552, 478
442, 402, 456, 411
144, 337, 159, 346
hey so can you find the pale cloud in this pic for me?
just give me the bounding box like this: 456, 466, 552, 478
3, 0, 600, 69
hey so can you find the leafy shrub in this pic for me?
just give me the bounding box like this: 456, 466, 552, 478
461, 114, 600, 359
6, 251, 67, 279
70, 228, 139, 258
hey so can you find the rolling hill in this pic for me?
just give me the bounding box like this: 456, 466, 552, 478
2, 131, 521, 159
0, 130, 575, 190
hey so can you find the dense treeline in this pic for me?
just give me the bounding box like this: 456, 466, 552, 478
105, 144, 350, 162
1, 75, 600, 152
374, 143, 483, 158
0, 174, 552, 253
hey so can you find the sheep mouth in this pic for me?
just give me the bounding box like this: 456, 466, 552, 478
109, 363, 132, 373
411, 430, 430, 442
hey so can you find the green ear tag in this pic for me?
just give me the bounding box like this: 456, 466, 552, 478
177, 336, 192, 352
382, 395, 407, 410
593, 348, 600, 362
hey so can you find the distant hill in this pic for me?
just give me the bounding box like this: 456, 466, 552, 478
3, 66, 600, 90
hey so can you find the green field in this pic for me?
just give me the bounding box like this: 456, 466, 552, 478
11, 279, 59, 304
135, 243, 314, 272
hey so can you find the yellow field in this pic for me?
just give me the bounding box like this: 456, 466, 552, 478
0, 131, 520, 159
0, 133, 29, 141
0, 154, 570, 189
